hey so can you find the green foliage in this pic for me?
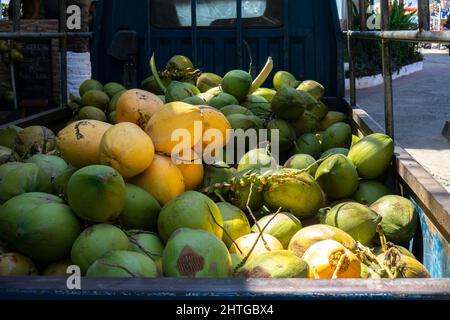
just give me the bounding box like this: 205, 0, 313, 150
346, 1, 423, 78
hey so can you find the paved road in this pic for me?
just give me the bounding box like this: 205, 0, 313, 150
348, 48, 450, 192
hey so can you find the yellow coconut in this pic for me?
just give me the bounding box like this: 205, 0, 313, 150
303, 240, 361, 279
145, 102, 203, 156
99, 122, 155, 178
56, 120, 112, 168
229, 233, 283, 261
199, 106, 232, 151
132, 154, 185, 205
116, 89, 164, 128
175, 151, 204, 191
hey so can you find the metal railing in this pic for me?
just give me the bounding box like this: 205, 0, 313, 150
345, 0, 450, 140
2, 0, 93, 110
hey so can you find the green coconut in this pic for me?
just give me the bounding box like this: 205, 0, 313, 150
0, 126, 21, 149
128, 230, 164, 261
181, 96, 206, 105
321, 122, 352, 151
67, 165, 126, 222
71, 224, 131, 274
241, 95, 272, 121
78, 106, 107, 122
0, 195, 82, 262
252, 213, 302, 248
221, 70, 253, 102
0, 253, 38, 276
267, 119, 296, 153
271, 86, 306, 121
103, 82, 126, 99
228, 181, 265, 212
220, 105, 255, 117
26, 154, 69, 186
162, 228, 232, 278
236, 250, 309, 278
217, 202, 251, 248
81, 90, 110, 110
288, 224, 357, 258
166, 55, 195, 72
377, 249, 430, 278
291, 111, 320, 136
370, 195, 418, 244
79, 79, 103, 96
348, 133, 394, 179
52, 166, 76, 197
307, 100, 328, 121
226, 114, 262, 131
157, 191, 223, 242
237, 148, 274, 173
165, 81, 201, 103
251, 87, 277, 103
297, 80, 325, 100
202, 162, 237, 189
324, 202, 381, 246
109, 111, 117, 124
284, 154, 318, 176
86, 250, 157, 278
197, 73, 223, 93
320, 147, 349, 159
319, 111, 347, 131
119, 184, 161, 231
0, 162, 50, 203
292, 133, 322, 159
263, 169, 325, 219
352, 180, 391, 206
0, 146, 18, 164
14, 125, 56, 157
208, 92, 239, 109
108, 90, 126, 113
141, 75, 171, 95
229, 233, 283, 261
42, 259, 72, 276
315, 154, 359, 199
273, 71, 298, 90
0, 192, 63, 242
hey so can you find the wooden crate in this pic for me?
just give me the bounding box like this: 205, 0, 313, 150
0, 19, 61, 111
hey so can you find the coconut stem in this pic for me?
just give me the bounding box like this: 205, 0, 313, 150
213, 191, 227, 203
150, 53, 167, 94
206, 202, 243, 255
249, 56, 273, 94
232, 208, 281, 276
245, 181, 270, 251
377, 224, 389, 252
332, 253, 347, 279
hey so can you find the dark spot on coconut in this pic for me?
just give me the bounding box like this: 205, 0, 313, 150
74, 121, 90, 140
289, 242, 306, 258
176, 246, 204, 277
239, 266, 271, 278
136, 92, 149, 101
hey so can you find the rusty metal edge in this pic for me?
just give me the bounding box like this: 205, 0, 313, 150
0, 277, 449, 299
351, 107, 450, 241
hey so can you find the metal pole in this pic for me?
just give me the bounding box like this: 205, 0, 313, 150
380, 0, 394, 138
346, 0, 356, 106
59, 0, 67, 107
10, 0, 21, 111
190, 0, 197, 66
418, 0, 430, 31
345, 30, 450, 43
236, 0, 243, 69
359, 0, 367, 31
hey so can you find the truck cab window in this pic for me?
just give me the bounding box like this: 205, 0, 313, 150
151, 0, 283, 28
